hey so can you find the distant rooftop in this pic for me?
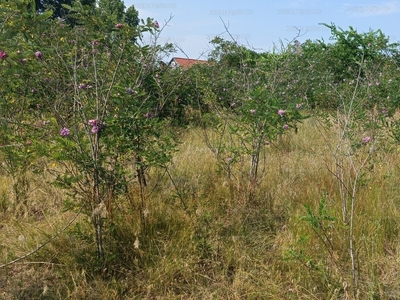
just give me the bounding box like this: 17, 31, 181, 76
168, 57, 209, 69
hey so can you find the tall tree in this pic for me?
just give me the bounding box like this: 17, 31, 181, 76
125, 5, 139, 27
34, 0, 95, 19
97, 0, 125, 23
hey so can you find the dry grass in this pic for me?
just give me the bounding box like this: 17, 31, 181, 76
1, 116, 400, 299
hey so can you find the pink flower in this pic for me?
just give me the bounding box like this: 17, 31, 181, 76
250, 109, 256, 114
115, 23, 123, 29
375, 81, 380, 86
35, 51, 42, 59
283, 124, 289, 130
20, 58, 27, 64
60, 127, 70, 137
92, 40, 99, 46
88, 119, 98, 126
278, 109, 285, 117
26, 140, 32, 146
362, 136, 371, 143
91, 125, 99, 134
153, 21, 159, 28
0, 50, 7, 59
296, 103, 302, 109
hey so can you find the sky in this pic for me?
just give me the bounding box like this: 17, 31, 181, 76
123, 0, 400, 60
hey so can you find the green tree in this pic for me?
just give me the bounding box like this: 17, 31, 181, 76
97, 0, 125, 23
34, 0, 95, 18
125, 5, 139, 27
319, 23, 398, 82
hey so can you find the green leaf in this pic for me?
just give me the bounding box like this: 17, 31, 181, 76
36, 10, 53, 21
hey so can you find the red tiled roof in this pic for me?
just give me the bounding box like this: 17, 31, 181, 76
169, 57, 209, 69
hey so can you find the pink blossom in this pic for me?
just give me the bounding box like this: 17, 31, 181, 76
283, 124, 289, 130
115, 23, 123, 29
35, 51, 42, 59
60, 127, 70, 137
362, 136, 371, 143
91, 125, 99, 134
153, 21, 159, 28
250, 109, 256, 114
0, 50, 7, 59
88, 119, 98, 126
278, 109, 285, 117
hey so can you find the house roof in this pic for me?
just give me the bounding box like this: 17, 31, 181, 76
169, 57, 209, 69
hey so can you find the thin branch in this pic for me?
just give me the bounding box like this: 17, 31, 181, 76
0, 206, 83, 269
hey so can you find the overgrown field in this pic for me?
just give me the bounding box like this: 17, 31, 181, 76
2, 1, 400, 299
1, 116, 400, 299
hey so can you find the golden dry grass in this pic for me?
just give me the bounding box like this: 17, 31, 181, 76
1, 116, 400, 299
